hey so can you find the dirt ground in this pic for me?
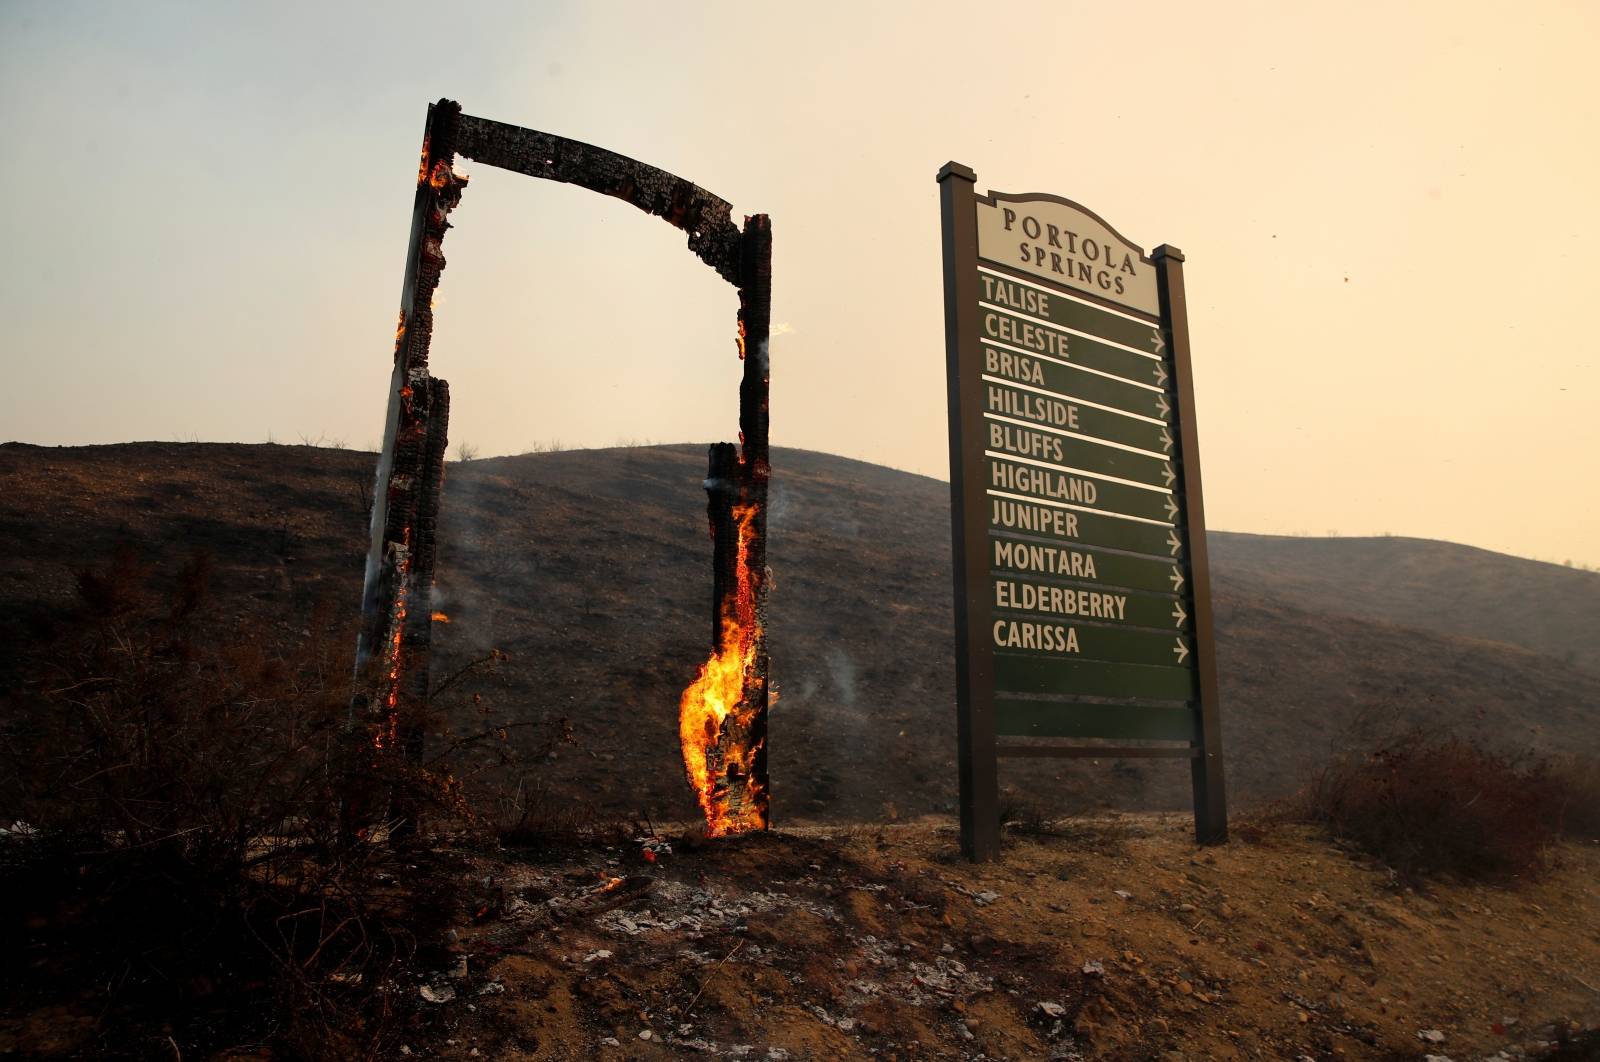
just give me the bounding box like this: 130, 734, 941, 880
393, 816, 1600, 1061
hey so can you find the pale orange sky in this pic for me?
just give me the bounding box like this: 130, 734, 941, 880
3, 1, 1596, 566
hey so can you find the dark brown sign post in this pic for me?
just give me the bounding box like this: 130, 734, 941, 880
938, 163, 1226, 860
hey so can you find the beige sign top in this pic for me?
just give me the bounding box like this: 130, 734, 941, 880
976, 194, 1158, 317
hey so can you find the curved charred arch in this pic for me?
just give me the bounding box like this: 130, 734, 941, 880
453, 113, 745, 285
349, 99, 771, 840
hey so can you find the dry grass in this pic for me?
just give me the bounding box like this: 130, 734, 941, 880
1548, 755, 1600, 842
489, 774, 637, 851
1268, 729, 1584, 884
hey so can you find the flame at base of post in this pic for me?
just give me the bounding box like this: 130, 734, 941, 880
679, 503, 769, 837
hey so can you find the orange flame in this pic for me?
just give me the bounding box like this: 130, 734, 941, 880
431, 611, 450, 623
735, 317, 748, 361
373, 530, 413, 751
678, 503, 766, 836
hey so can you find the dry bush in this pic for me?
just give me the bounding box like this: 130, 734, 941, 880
997, 766, 1106, 837
997, 791, 1058, 836
0, 544, 450, 1058
489, 774, 634, 851
1548, 756, 1600, 842
6, 547, 350, 865
1280, 729, 1568, 883
996, 786, 1139, 853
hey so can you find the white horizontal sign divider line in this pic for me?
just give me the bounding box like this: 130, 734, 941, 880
979, 374, 1166, 426
988, 567, 1184, 601
989, 606, 1191, 637
980, 336, 1165, 393
977, 264, 1160, 327
987, 529, 1194, 575
982, 449, 1173, 496
982, 411, 1172, 461
979, 301, 1160, 361
985, 488, 1175, 528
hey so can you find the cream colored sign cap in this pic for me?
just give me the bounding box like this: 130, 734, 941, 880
976, 193, 1158, 317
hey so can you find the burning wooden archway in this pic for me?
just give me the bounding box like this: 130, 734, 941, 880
351, 100, 771, 838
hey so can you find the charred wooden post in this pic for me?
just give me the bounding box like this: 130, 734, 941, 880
347, 101, 465, 838
734, 216, 772, 828
701, 442, 752, 824
706, 443, 741, 648
389, 376, 450, 838
680, 213, 774, 835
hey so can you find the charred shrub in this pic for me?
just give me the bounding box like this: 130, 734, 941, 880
0, 545, 437, 1058
1285, 730, 1567, 883
490, 773, 633, 852
5, 548, 352, 868
999, 795, 1058, 837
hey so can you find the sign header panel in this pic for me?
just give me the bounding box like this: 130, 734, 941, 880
976, 194, 1160, 317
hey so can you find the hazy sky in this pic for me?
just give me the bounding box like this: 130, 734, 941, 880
3, 1, 1596, 566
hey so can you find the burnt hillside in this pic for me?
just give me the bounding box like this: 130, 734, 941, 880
1209, 532, 1600, 675
2, 441, 1596, 824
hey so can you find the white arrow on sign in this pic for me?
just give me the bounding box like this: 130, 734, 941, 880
1162, 463, 1177, 487
1163, 495, 1180, 521
1150, 331, 1167, 355
1173, 637, 1190, 664
1172, 601, 1188, 628
1167, 529, 1183, 556
1169, 566, 1185, 592
1154, 363, 1169, 387
1156, 394, 1171, 419
1160, 427, 1174, 453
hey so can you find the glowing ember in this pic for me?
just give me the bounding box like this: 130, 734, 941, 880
679, 503, 766, 836
373, 533, 413, 751
431, 611, 451, 623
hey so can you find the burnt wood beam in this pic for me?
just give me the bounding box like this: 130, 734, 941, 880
454, 113, 744, 284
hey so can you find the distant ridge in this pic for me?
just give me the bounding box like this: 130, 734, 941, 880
1209, 532, 1600, 674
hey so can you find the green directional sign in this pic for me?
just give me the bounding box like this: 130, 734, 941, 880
988, 533, 1187, 595
990, 615, 1193, 668
985, 454, 1177, 524
983, 344, 1170, 422
993, 654, 1198, 701
993, 698, 1197, 742
988, 492, 1184, 559
990, 575, 1189, 631
984, 416, 1174, 489
981, 307, 1164, 389
983, 378, 1173, 454
979, 268, 1165, 352
942, 166, 1227, 860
